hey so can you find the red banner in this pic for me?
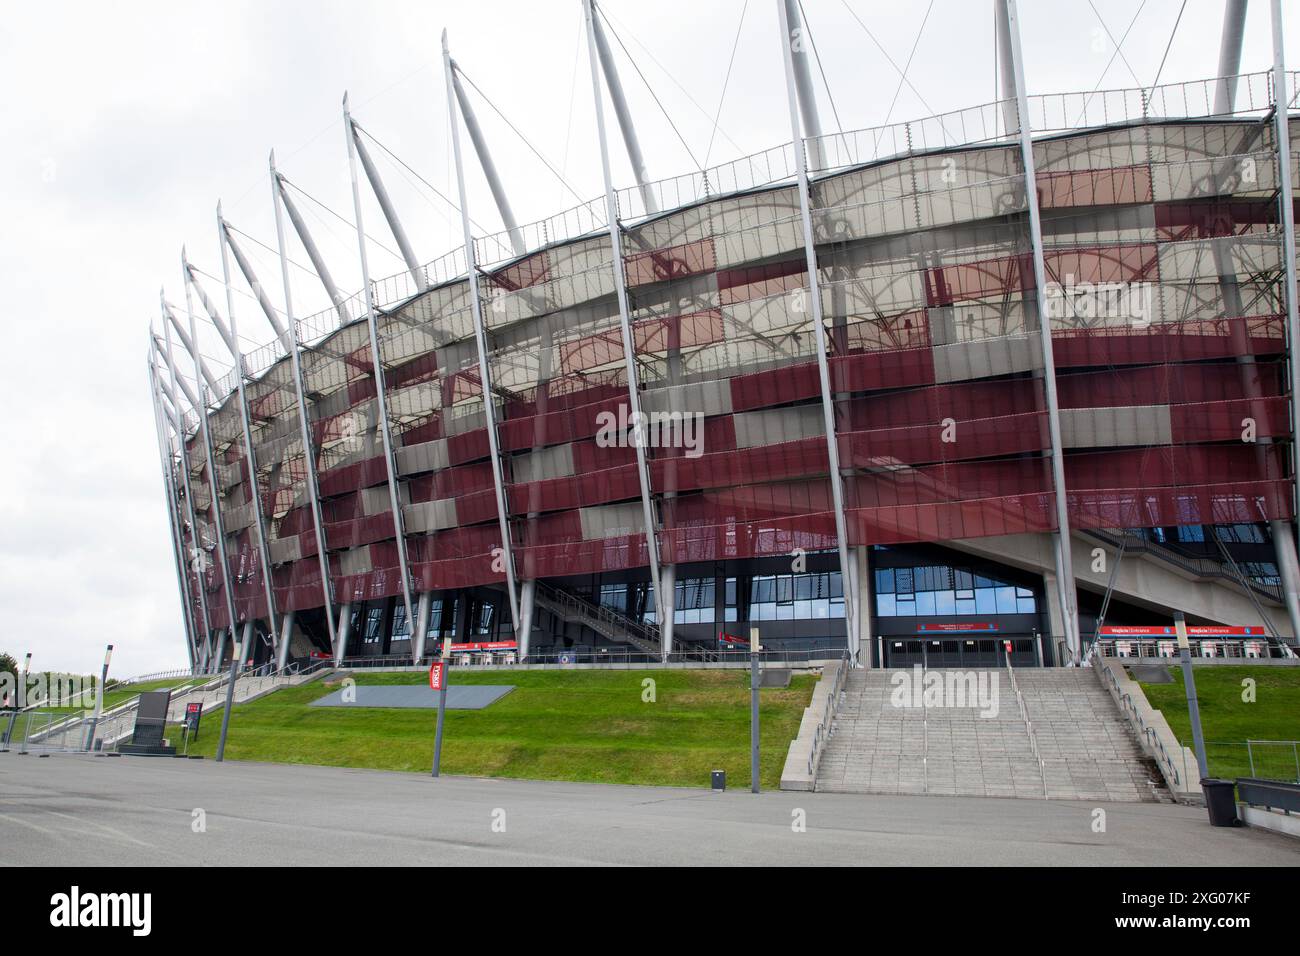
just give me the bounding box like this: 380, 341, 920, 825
1099, 625, 1265, 637
447, 641, 518, 652
916, 622, 998, 633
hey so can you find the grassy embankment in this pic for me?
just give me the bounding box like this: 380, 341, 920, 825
180, 668, 816, 789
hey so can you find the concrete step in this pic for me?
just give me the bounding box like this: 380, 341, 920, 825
816, 667, 1155, 802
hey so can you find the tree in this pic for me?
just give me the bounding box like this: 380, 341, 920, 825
0, 653, 19, 710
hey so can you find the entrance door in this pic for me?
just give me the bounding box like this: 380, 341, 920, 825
885, 638, 924, 668
882, 635, 1038, 667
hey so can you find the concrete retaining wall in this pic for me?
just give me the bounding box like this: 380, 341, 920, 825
1094, 654, 1203, 802
780, 660, 844, 791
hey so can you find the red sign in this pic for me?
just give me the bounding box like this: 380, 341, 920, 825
1099, 625, 1264, 637
718, 631, 749, 646
447, 641, 518, 652
428, 661, 447, 692
916, 622, 998, 633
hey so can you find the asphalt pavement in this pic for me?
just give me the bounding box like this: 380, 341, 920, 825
1, 753, 1297, 866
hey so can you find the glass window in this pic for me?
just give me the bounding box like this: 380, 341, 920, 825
475, 602, 494, 636
363, 606, 384, 644
600, 583, 628, 613
776, 576, 794, 604
876, 568, 895, 594
391, 605, 409, 640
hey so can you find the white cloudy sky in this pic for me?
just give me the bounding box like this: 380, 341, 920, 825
0, 0, 1294, 678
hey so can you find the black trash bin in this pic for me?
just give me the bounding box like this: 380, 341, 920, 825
1201, 778, 1239, 827
711, 770, 726, 791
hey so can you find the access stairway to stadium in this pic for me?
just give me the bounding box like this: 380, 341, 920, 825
531, 581, 662, 658
815, 667, 1159, 802
10, 666, 332, 753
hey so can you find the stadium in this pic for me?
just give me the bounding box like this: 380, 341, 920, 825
147, 0, 1300, 675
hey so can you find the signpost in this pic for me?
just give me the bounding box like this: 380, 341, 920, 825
750, 627, 760, 794
181, 702, 202, 755
430, 658, 448, 777
1174, 611, 1210, 780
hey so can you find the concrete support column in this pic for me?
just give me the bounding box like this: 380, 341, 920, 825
213, 628, 227, 674
276, 610, 296, 671
199, 631, 213, 674
240, 620, 255, 671
776, 0, 860, 664
854, 546, 875, 668
659, 563, 676, 658
413, 591, 432, 663
334, 603, 353, 667
518, 580, 536, 660
1042, 568, 1067, 666
1269, 523, 1300, 645
1001, 0, 1081, 662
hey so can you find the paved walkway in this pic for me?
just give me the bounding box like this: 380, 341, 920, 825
1, 754, 1297, 866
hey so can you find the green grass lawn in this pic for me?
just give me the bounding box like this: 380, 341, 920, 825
177, 669, 817, 789
1137, 665, 1300, 781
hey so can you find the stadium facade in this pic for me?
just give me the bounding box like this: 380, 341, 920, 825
148, 0, 1300, 673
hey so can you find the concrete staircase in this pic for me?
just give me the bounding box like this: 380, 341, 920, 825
1016, 670, 1158, 802
532, 581, 662, 657
815, 667, 1157, 802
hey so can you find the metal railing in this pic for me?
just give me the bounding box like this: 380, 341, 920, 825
1004, 655, 1048, 799
335, 645, 843, 669
1203, 739, 1300, 783
807, 654, 849, 778
1237, 777, 1300, 813
1095, 637, 1293, 660
532, 581, 662, 658
1092, 647, 1187, 791
202, 67, 1293, 409
1082, 527, 1285, 606
114, 667, 197, 686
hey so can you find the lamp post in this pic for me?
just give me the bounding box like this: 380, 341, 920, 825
215, 630, 245, 762
84, 644, 113, 752
1175, 611, 1209, 780
750, 627, 761, 794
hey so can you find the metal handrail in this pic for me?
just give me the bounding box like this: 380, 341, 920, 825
1092, 646, 1184, 789
334, 646, 844, 669
807, 653, 849, 777
1004, 655, 1047, 799
114, 667, 196, 685
1082, 527, 1284, 606
532, 581, 662, 656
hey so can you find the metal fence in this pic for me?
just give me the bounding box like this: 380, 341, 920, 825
1205, 740, 1300, 783
1095, 637, 1293, 660
332, 645, 841, 670
1, 709, 93, 754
